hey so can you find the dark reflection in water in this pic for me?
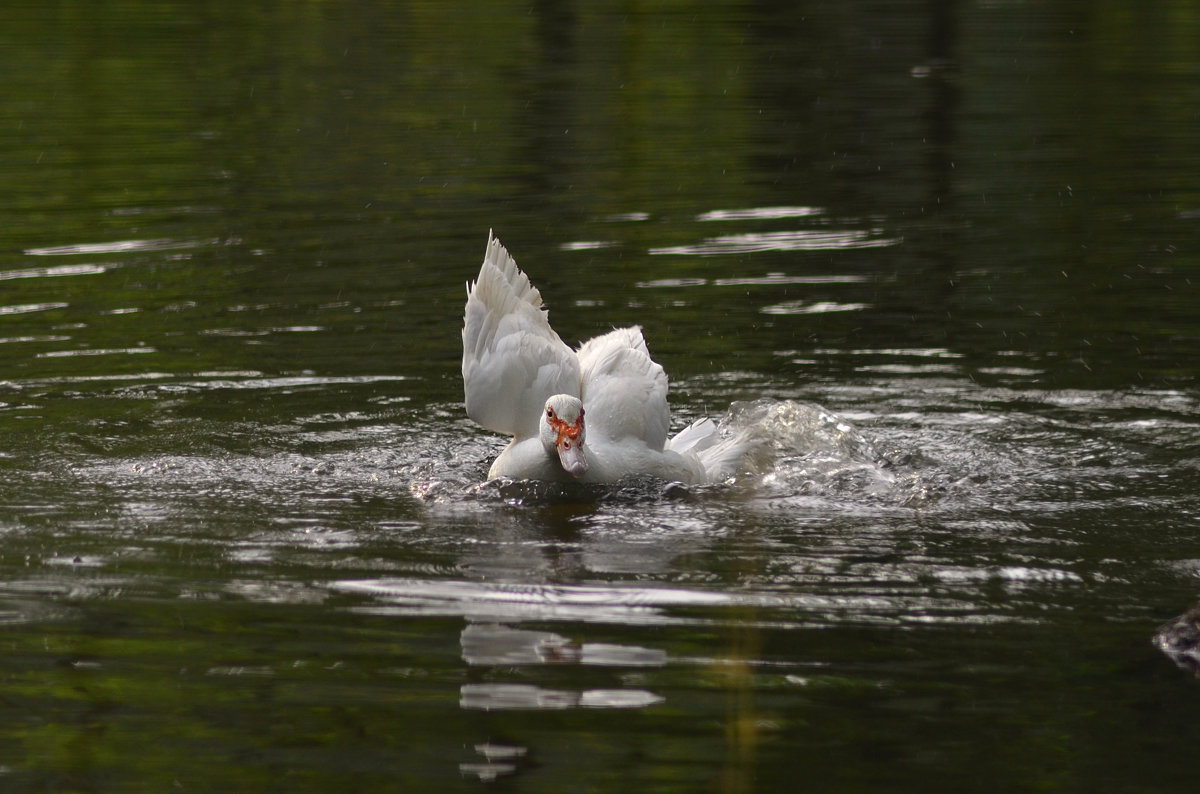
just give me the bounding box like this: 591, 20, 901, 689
2, 0, 1200, 791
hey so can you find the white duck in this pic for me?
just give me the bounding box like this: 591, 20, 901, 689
462, 231, 750, 484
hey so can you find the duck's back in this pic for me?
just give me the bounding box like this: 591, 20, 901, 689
577, 326, 671, 451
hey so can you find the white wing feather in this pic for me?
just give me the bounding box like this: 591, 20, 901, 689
462, 231, 580, 438
577, 326, 670, 450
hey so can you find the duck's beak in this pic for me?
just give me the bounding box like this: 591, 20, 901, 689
556, 436, 588, 478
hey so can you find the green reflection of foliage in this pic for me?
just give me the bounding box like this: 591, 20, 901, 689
2, 603, 466, 790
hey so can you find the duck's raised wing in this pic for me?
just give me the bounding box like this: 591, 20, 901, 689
462, 231, 580, 438
577, 326, 670, 451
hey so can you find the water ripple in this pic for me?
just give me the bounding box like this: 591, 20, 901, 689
0, 302, 68, 316
0, 263, 108, 281
329, 576, 1005, 628
459, 682, 664, 711
36, 346, 156, 359
24, 237, 223, 256
650, 229, 899, 255
697, 206, 823, 221
461, 622, 668, 667
761, 300, 870, 315
638, 274, 867, 288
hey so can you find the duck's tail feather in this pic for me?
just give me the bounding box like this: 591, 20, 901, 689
668, 416, 766, 483
666, 416, 718, 455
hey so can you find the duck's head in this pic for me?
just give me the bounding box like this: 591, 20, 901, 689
540, 394, 588, 478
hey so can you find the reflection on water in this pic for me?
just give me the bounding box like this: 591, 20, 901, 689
760, 299, 870, 315
335, 578, 732, 624
0, 263, 109, 281
24, 237, 224, 256
460, 683, 665, 711
461, 623, 667, 667
649, 227, 898, 255
2, 0, 1200, 790
648, 204, 899, 256
0, 302, 70, 316
697, 206, 823, 222
460, 742, 529, 783
0, 364, 1197, 789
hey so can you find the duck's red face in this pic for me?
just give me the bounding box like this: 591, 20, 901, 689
546, 404, 587, 477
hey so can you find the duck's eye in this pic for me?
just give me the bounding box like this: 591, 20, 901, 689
546, 407, 554, 418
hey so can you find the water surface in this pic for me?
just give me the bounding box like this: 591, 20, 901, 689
2, 1, 1200, 791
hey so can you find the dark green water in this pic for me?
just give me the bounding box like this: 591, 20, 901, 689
2, 1, 1200, 791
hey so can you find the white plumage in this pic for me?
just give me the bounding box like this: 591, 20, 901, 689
462, 231, 750, 484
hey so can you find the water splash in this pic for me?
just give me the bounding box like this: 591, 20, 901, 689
412, 398, 927, 507
718, 398, 911, 503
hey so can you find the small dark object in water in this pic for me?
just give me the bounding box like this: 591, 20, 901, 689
1153, 605, 1200, 677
